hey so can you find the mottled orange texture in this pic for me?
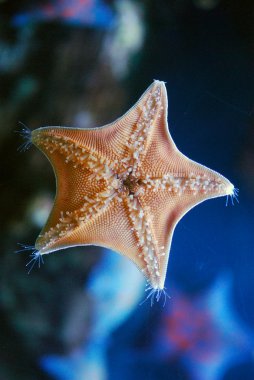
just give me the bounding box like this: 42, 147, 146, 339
31, 81, 234, 290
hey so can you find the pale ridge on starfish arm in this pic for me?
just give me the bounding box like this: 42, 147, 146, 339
29, 80, 235, 292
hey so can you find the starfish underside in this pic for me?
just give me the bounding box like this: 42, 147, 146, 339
31, 81, 234, 289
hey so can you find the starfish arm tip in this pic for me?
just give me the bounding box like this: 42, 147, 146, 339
16, 122, 33, 152
225, 182, 234, 196
224, 183, 239, 206
153, 79, 166, 85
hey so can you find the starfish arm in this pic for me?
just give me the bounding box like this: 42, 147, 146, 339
133, 80, 180, 178
123, 80, 168, 175
137, 189, 208, 290
31, 81, 165, 175
124, 194, 167, 289
135, 82, 233, 200
37, 196, 149, 274
141, 166, 234, 199
133, 81, 234, 197
32, 128, 118, 177
138, 166, 234, 290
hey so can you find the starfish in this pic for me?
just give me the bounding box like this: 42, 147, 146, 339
24, 81, 235, 291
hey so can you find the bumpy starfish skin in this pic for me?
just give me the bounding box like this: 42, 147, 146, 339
31, 81, 234, 289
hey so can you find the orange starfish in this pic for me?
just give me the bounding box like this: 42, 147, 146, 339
24, 81, 236, 292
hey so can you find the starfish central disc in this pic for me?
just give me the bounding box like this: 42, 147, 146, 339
120, 173, 141, 195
